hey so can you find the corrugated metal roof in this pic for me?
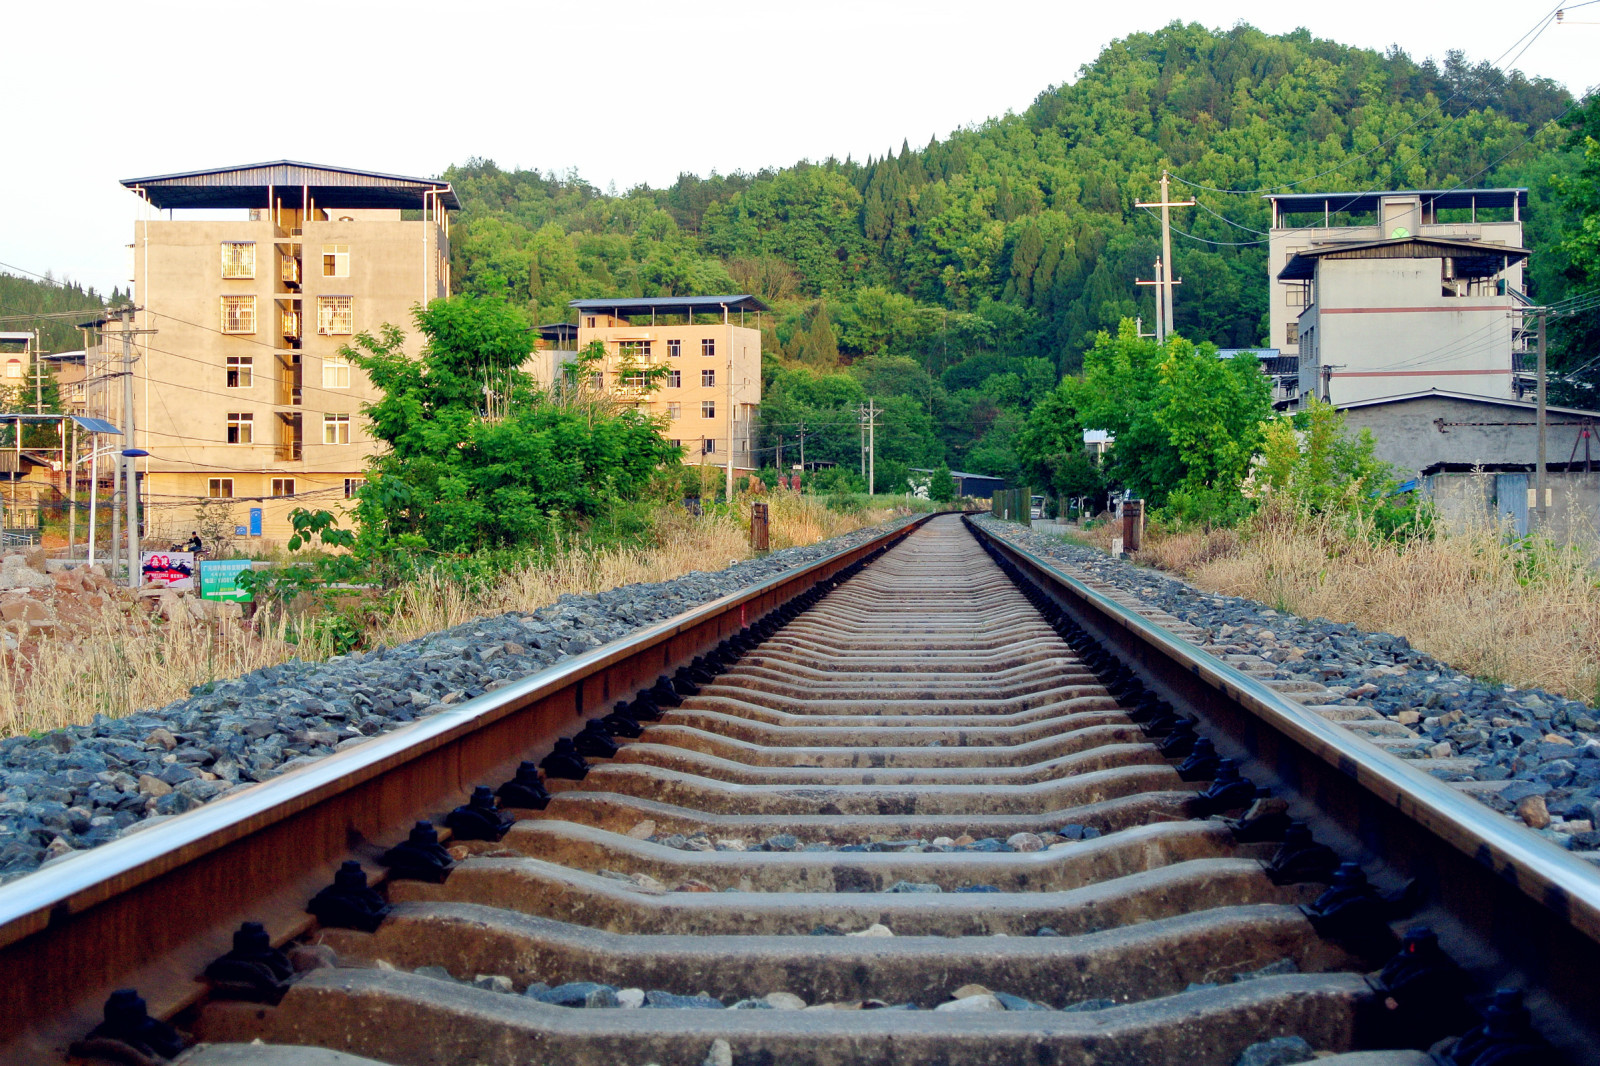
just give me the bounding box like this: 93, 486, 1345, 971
1277, 236, 1529, 280
570, 295, 770, 316
122, 160, 458, 210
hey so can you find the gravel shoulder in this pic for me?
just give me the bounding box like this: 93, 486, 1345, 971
0, 518, 917, 885
974, 516, 1600, 864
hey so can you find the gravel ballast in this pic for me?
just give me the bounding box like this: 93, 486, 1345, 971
0, 518, 917, 885
975, 516, 1600, 861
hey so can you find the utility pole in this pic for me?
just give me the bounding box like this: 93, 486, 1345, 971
1135, 172, 1194, 341
1536, 311, 1548, 529
797, 422, 806, 480
121, 309, 140, 587
866, 398, 877, 497
1136, 262, 1166, 343
858, 405, 866, 481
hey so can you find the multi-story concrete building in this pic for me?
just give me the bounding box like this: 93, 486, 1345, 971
109, 161, 456, 543
1266, 189, 1528, 406
569, 295, 765, 471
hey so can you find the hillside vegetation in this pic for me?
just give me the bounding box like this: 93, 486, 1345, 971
445, 21, 1585, 482
0, 272, 123, 353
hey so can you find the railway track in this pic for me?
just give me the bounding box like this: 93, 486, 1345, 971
3, 514, 1599, 1065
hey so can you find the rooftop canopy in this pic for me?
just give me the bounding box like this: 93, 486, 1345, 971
570, 295, 770, 318
122, 160, 459, 211
1276, 236, 1530, 281
1268, 187, 1527, 217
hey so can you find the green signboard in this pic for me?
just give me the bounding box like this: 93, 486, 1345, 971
199, 559, 255, 603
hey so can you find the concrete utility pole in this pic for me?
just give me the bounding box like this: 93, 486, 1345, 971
797, 422, 806, 479
1136, 262, 1166, 343
121, 309, 141, 587
866, 398, 877, 496
1135, 172, 1194, 341
1536, 311, 1548, 529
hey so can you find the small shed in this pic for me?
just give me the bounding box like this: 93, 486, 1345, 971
1334, 390, 1600, 478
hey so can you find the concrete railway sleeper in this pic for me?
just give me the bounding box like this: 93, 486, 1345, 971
6, 515, 1595, 1065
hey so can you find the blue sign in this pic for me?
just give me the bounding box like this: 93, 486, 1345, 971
234, 526, 248, 536
249, 508, 263, 536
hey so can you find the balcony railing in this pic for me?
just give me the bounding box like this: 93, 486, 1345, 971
280, 257, 301, 286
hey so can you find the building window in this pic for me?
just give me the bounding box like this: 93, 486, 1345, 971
1285, 282, 1312, 307
323, 355, 351, 388
667, 369, 681, 388
668, 438, 680, 448
208, 478, 234, 499
322, 245, 349, 278
667, 339, 682, 358
584, 316, 596, 328
621, 371, 646, 389
701, 338, 715, 357
617, 340, 652, 359
703, 438, 716, 454
317, 296, 353, 335
666, 402, 681, 419
701, 400, 716, 419
701, 369, 716, 387
323, 414, 351, 445
271, 478, 296, 497
4, 360, 20, 379
1285, 321, 1299, 346
226, 412, 254, 444
589, 372, 603, 390
221, 295, 256, 334
221, 242, 256, 279
343, 477, 365, 499
226, 355, 253, 388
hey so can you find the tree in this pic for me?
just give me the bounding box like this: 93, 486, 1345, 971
346, 295, 680, 554
928, 464, 957, 503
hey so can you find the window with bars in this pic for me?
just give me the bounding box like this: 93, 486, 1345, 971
666, 402, 681, 419
323, 414, 351, 445
701, 400, 716, 419
221, 242, 256, 279
317, 296, 353, 335
226, 355, 253, 389
226, 413, 253, 444
701, 337, 715, 357
343, 477, 365, 499
667, 339, 682, 358
323, 355, 351, 388
221, 295, 256, 334
208, 478, 234, 499
701, 369, 716, 387
271, 478, 296, 497
322, 244, 349, 278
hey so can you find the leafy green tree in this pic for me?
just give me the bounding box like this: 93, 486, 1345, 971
928, 464, 957, 503
346, 296, 679, 553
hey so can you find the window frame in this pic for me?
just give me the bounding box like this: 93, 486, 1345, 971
701, 337, 716, 357
316, 295, 353, 336
220, 295, 257, 335
322, 244, 350, 278
270, 477, 296, 497
617, 340, 652, 360
226, 355, 253, 389
343, 477, 366, 499
208, 478, 234, 499
322, 413, 351, 445
322, 354, 351, 389
225, 412, 254, 445
701, 369, 716, 387
667, 338, 682, 358
1285, 321, 1300, 346
666, 401, 682, 419
667, 369, 681, 388
220, 242, 257, 279
701, 400, 716, 419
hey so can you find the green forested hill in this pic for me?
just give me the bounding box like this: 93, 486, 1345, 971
0, 272, 122, 353
445, 21, 1583, 479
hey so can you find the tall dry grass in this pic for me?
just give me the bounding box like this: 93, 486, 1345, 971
1147, 508, 1600, 703
2, 494, 899, 736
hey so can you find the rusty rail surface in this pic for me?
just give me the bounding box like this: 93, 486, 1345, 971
0, 514, 936, 1064
967, 517, 1600, 1063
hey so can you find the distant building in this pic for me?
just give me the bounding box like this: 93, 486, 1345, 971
0, 332, 32, 395
109, 161, 457, 543
1217, 348, 1296, 404
570, 295, 765, 471
526, 322, 579, 391
1267, 189, 1528, 408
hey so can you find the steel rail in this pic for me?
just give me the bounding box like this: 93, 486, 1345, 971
0, 513, 938, 1064
967, 517, 1600, 1063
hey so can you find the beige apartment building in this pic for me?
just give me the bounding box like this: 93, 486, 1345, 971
106, 161, 456, 543
566, 296, 766, 470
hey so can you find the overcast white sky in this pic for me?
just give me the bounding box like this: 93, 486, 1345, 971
3, 0, 1593, 297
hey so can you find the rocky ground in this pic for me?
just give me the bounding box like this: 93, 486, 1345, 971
976, 516, 1600, 861
0, 518, 915, 884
